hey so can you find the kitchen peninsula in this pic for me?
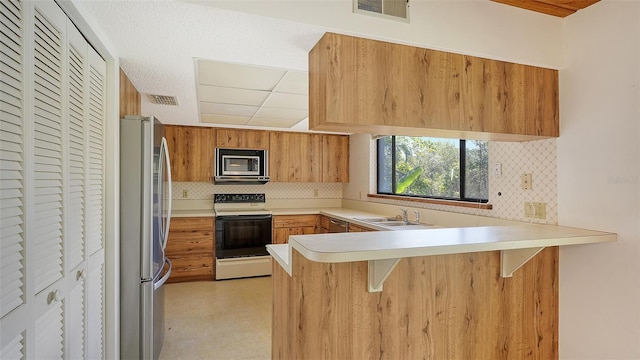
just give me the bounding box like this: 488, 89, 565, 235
267, 224, 615, 359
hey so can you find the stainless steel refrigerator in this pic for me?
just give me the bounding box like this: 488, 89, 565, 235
120, 115, 172, 360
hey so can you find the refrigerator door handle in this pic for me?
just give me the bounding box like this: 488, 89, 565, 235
161, 137, 172, 251
154, 258, 172, 290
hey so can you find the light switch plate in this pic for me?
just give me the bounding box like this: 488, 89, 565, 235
493, 163, 502, 178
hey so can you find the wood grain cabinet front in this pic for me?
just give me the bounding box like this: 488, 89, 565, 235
216, 128, 270, 150
165, 125, 216, 182
269, 131, 349, 183
269, 132, 323, 182
322, 134, 349, 183
166, 217, 215, 282
309, 32, 559, 141
272, 215, 320, 244
348, 223, 376, 232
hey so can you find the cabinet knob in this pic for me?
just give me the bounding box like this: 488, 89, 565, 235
47, 290, 61, 304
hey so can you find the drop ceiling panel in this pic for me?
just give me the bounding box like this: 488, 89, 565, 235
196, 60, 310, 129
200, 102, 258, 117
273, 71, 309, 94
254, 107, 308, 121
249, 117, 304, 128
263, 93, 308, 111
198, 85, 269, 106
198, 60, 287, 90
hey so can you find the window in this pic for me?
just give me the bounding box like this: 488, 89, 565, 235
377, 136, 489, 202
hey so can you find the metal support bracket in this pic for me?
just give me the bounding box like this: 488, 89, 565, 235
368, 258, 401, 292
501, 247, 545, 277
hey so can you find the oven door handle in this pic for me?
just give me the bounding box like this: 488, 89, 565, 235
216, 215, 273, 221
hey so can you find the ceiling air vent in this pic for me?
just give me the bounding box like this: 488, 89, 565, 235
148, 94, 179, 106
355, 0, 409, 20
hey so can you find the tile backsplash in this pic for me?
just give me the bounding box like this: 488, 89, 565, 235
172, 181, 343, 200
366, 138, 558, 224
173, 138, 557, 224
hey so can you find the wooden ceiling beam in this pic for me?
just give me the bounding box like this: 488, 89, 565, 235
491, 0, 599, 18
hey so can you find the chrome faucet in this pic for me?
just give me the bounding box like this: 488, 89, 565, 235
400, 208, 408, 222
414, 210, 420, 224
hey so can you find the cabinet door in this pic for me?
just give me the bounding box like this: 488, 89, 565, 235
165, 126, 216, 182
165, 217, 214, 282
273, 226, 317, 244
309, 33, 559, 141
322, 135, 349, 182
348, 223, 375, 232
272, 215, 319, 244
320, 216, 330, 233
217, 128, 269, 150
269, 132, 322, 182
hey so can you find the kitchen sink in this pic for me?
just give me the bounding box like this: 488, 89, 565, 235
353, 217, 435, 229
382, 221, 420, 226
353, 217, 400, 223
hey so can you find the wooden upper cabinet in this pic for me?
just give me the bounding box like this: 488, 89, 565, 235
322, 134, 349, 182
165, 125, 216, 182
269, 132, 323, 182
119, 69, 141, 119
216, 128, 270, 150
309, 32, 559, 141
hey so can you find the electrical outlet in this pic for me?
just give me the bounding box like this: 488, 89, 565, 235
524, 202, 546, 219
493, 163, 502, 178
313, 189, 319, 198
533, 202, 546, 219
521, 173, 532, 190
524, 202, 534, 218
182, 189, 189, 198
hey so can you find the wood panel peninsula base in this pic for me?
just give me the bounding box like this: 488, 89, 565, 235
267, 225, 616, 359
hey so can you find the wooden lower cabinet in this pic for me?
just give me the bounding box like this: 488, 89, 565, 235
272, 215, 319, 244
272, 247, 559, 359
320, 215, 376, 233
348, 223, 376, 232
320, 215, 330, 233
166, 217, 214, 282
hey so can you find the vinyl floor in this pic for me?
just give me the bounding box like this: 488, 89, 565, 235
159, 276, 272, 360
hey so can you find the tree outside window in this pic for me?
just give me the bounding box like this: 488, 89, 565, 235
377, 136, 488, 202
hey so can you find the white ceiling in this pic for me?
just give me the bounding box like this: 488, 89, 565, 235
75, 0, 565, 131
76, 0, 327, 130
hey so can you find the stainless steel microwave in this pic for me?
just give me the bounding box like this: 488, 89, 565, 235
214, 148, 269, 184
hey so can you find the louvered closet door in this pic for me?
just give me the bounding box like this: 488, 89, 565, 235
32, 1, 65, 296
30, 2, 68, 358
85, 46, 106, 360
86, 47, 104, 257
1, 1, 107, 358
0, 0, 27, 356
65, 21, 87, 360
0, 0, 26, 322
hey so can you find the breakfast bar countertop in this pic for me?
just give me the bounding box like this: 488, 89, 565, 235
267, 224, 616, 277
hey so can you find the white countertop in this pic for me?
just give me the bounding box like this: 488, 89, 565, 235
171, 209, 215, 218
267, 224, 616, 276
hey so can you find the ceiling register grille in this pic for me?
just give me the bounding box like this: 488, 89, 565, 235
355, 0, 408, 20
149, 94, 179, 106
